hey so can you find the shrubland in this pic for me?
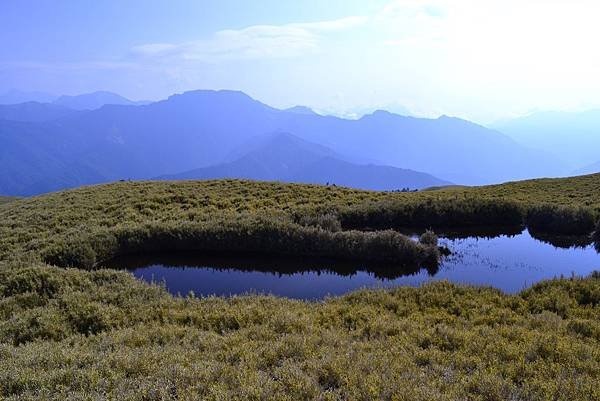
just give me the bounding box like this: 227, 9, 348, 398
1, 174, 599, 266
0, 176, 599, 399
42, 216, 439, 270
0, 196, 17, 205
0, 265, 598, 400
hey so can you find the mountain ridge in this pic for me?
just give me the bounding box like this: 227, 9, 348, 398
158, 132, 450, 190
0, 89, 564, 195
53, 91, 151, 110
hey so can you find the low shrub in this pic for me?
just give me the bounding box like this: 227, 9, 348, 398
419, 230, 438, 247
526, 204, 596, 235
339, 197, 524, 230
0, 267, 599, 400
43, 217, 439, 269
297, 212, 342, 232
44, 241, 97, 270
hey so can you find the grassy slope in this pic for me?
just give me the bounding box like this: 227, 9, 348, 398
453, 173, 600, 209
0, 196, 18, 205
1, 174, 599, 262
0, 175, 599, 399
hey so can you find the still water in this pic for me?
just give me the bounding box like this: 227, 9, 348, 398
105, 229, 600, 299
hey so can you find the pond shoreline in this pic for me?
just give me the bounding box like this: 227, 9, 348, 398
103, 228, 600, 299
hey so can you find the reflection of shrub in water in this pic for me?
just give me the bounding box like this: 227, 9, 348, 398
529, 230, 594, 250
105, 251, 437, 280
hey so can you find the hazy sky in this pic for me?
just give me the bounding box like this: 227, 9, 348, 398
2, 0, 600, 122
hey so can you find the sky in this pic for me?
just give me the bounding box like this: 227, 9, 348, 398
1, 0, 600, 123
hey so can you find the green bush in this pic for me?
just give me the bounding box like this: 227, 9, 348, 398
44, 241, 96, 269
526, 204, 596, 235
419, 230, 438, 246
2, 178, 600, 261
297, 212, 342, 232
339, 198, 524, 230
42, 217, 439, 269
0, 267, 80, 298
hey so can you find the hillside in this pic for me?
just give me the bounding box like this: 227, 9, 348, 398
0, 177, 599, 399
449, 173, 600, 209
0, 120, 106, 195
160, 133, 450, 191
281, 110, 565, 183
0, 90, 564, 196
2, 174, 599, 263
0, 196, 17, 205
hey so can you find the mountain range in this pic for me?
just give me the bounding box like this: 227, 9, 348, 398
0, 89, 566, 196
494, 110, 600, 170
52, 91, 151, 110
159, 132, 450, 191
0, 90, 150, 111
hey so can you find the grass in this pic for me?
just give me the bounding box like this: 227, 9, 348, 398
42, 217, 439, 270
0, 196, 18, 205
1, 174, 600, 264
0, 265, 599, 400
0, 176, 599, 399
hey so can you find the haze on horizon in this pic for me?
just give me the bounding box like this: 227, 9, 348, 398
2, 0, 600, 123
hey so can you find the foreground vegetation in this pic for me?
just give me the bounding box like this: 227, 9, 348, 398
0, 176, 599, 399
0, 266, 599, 400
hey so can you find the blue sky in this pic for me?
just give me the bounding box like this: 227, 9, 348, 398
2, 0, 600, 122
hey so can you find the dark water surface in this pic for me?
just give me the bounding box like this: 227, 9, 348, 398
104, 230, 600, 299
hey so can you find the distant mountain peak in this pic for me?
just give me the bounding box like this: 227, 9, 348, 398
53, 91, 149, 111
224, 131, 340, 163
0, 87, 566, 195
158, 131, 450, 191
359, 109, 411, 122
170, 89, 254, 101
284, 105, 318, 115
164, 89, 274, 111
372, 109, 393, 115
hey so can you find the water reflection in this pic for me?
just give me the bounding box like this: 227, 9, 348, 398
401, 225, 524, 241
103, 252, 436, 280
528, 230, 593, 249
103, 229, 600, 299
